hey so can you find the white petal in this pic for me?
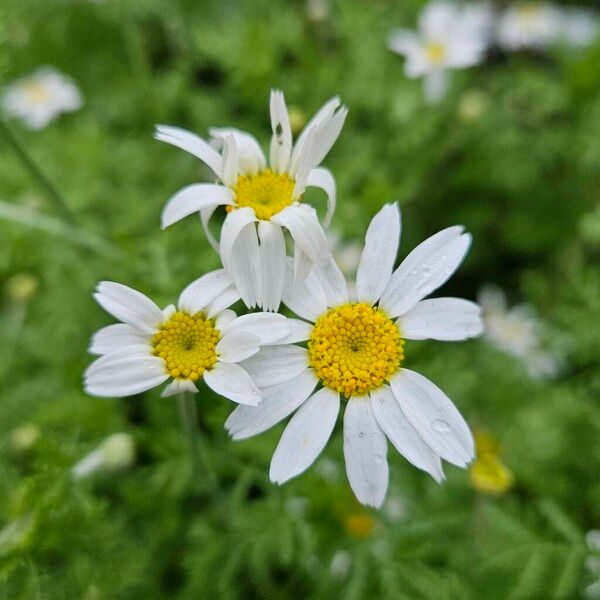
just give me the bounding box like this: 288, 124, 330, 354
270, 387, 340, 484
214, 309, 237, 331
177, 270, 233, 315
290, 126, 317, 195
200, 204, 220, 252
229, 223, 261, 308
161, 379, 198, 397
356, 203, 401, 305
206, 286, 241, 318
221, 134, 239, 188
271, 204, 328, 263
225, 368, 318, 440
343, 397, 389, 508
219, 208, 257, 271
258, 221, 286, 312
203, 362, 261, 406
223, 312, 289, 345
269, 90, 292, 173
399, 298, 484, 341
390, 369, 474, 467
282, 258, 327, 322
238, 345, 309, 388
209, 127, 266, 175
379, 226, 471, 318
310, 254, 348, 307
310, 104, 348, 168
267, 318, 312, 345
305, 167, 336, 228
94, 282, 164, 333
423, 71, 449, 105
89, 323, 150, 355
293, 244, 313, 285
161, 184, 234, 229
216, 330, 260, 363
85, 350, 168, 397
154, 125, 223, 177
370, 386, 444, 482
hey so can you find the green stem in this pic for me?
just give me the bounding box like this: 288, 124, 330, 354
0, 119, 77, 225
177, 392, 220, 494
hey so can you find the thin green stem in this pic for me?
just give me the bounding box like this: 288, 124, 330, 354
0, 119, 77, 225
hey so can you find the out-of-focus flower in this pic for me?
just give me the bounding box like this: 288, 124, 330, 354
469, 430, 513, 496
478, 285, 560, 380
6, 273, 38, 303
286, 496, 309, 518
558, 8, 599, 48
2, 67, 82, 130
287, 106, 307, 137
388, 1, 493, 103
316, 457, 340, 482
10, 423, 41, 452
383, 494, 407, 522
330, 550, 351, 577
343, 513, 375, 538
457, 89, 488, 122
306, 0, 329, 25
72, 432, 136, 479
497, 3, 561, 51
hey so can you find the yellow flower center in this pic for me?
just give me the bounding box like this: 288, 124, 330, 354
23, 82, 51, 104
469, 455, 514, 496
308, 303, 404, 398
425, 42, 446, 65
518, 4, 542, 23
229, 168, 296, 220
151, 311, 219, 381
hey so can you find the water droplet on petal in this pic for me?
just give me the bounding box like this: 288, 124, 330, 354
358, 431, 365, 438
373, 454, 383, 464
431, 419, 450, 433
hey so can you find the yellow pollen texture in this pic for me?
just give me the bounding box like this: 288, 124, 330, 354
308, 303, 404, 398
229, 168, 296, 220
151, 311, 219, 382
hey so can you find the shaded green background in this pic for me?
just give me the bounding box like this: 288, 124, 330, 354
1, 0, 599, 598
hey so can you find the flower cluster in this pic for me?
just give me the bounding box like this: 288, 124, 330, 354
388, 1, 599, 102
84, 90, 485, 507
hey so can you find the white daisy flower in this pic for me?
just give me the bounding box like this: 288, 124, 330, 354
2, 67, 83, 130
388, 1, 492, 103
558, 8, 599, 49
497, 3, 561, 51
85, 272, 290, 404
226, 203, 483, 508
155, 90, 347, 312
478, 285, 559, 379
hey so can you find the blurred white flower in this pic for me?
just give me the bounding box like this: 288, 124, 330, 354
286, 496, 309, 517
330, 550, 351, 578
72, 432, 135, 479
388, 1, 493, 103
10, 423, 40, 452
383, 494, 408, 522
2, 67, 82, 130
478, 285, 560, 380
306, 0, 329, 24
558, 8, 599, 49
315, 457, 340, 482
497, 3, 561, 51
588, 530, 600, 553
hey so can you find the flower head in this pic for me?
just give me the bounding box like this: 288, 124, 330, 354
226, 203, 483, 508
85, 273, 289, 403
497, 3, 561, 51
469, 429, 513, 495
2, 67, 82, 130
155, 90, 347, 311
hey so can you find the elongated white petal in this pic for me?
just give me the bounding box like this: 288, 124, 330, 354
282, 259, 327, 322
293, 244, 313, 286
270, 387, 340, 484
85, 350, 168, 397
203, 362, 261, 406
399, 298, 484, 341
310, 104, 348, 168
94, 282, 164, 333
225, 368, 318, 440
370, 386, 444, 482
206, 286, 241, 318
214, 309, 237, 331
380, 226, 471, 318
209, 127, 266, 175
161, 184, 234, 229
390, 369, 474, 467
271, 204, 328, 263
356, 203, 401, 305
290, 126, 317, 195
258, 221, 286, 312
311, 254, 348, 307
221, 134, 239, 187
89, 323, 150, 355
267, 318, 312, 345
343, 397, 389, 508
178, 270, 233, 315
229, 223, 261, 308
305, 167, 336, 228
223, 312, 289, 345
161, 379, 198, 397
220, 208, 257, 271
200, 205, 220, 252
216, 330, 260, 363
269, 90, 292, 173
154, 125, 222, 177
238, 345, 309, 388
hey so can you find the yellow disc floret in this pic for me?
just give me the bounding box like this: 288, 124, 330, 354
308, 303, 404, 398
151, 311, 220, 381
229, 168, 296, 220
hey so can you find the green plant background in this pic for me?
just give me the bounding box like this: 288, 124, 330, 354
1, 0, 599, 598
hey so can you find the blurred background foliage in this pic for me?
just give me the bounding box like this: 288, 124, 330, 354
0, 0, 599, 598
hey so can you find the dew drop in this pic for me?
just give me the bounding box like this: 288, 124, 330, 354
373, 454, 383, 464
358, 431, 365, 438
431, 419, 450, 433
